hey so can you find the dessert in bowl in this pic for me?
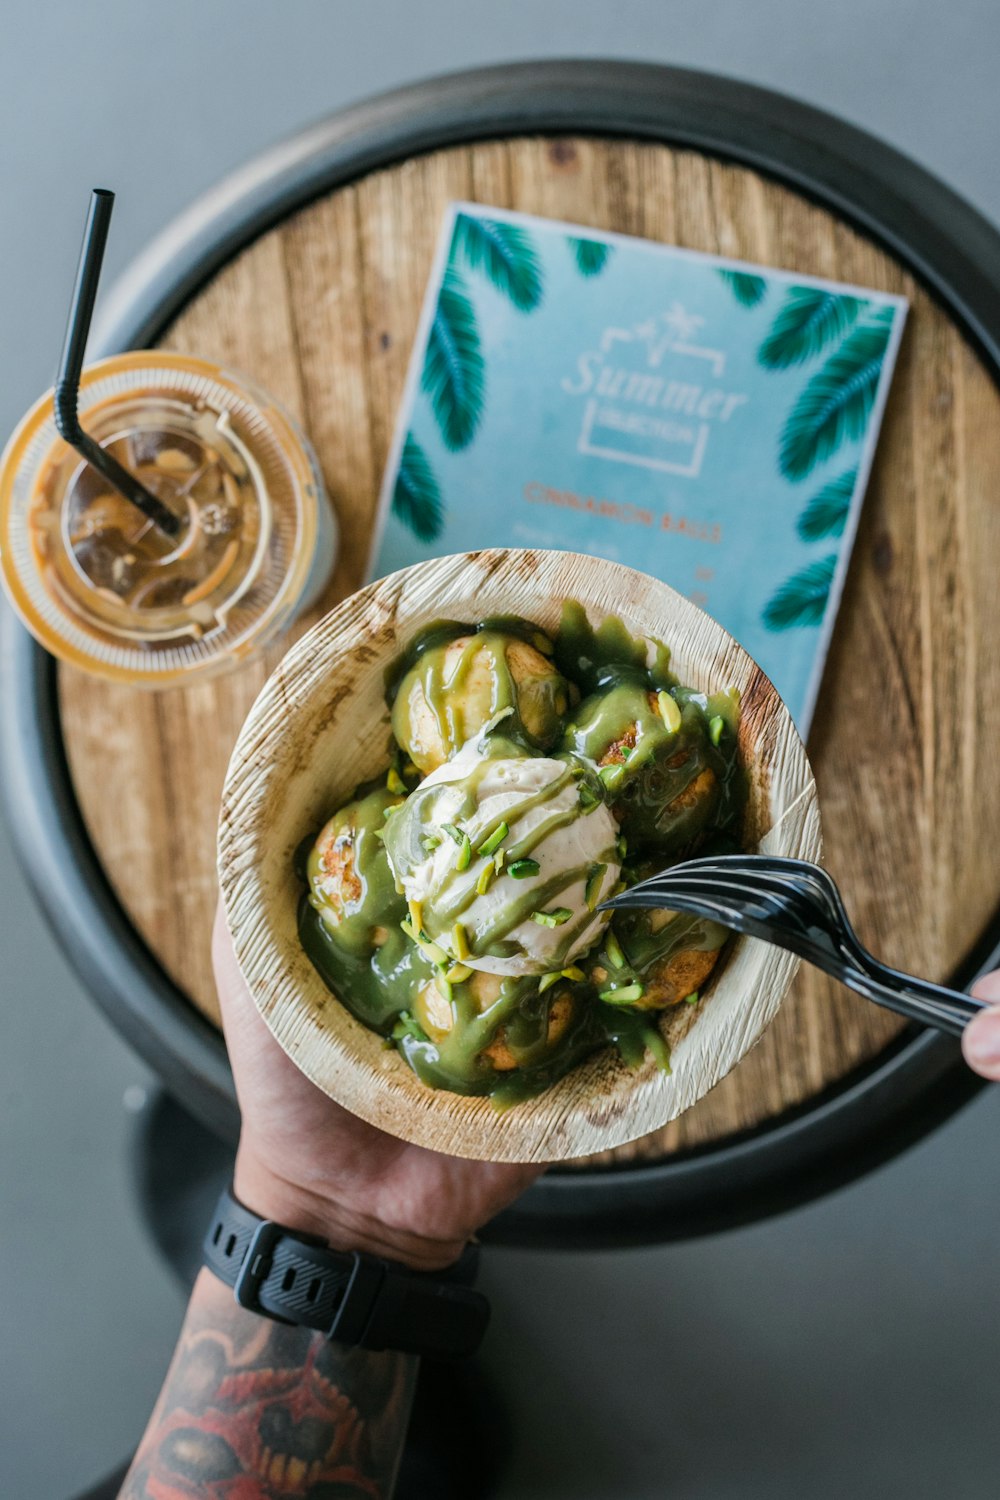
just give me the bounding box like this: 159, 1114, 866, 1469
218, 549, 820, 1163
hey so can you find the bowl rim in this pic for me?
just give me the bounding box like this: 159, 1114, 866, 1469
218, 547, 821, 1162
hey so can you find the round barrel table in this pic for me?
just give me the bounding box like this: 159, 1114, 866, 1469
5, 62, 999, 1248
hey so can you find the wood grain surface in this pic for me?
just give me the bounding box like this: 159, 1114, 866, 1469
217, 549, 820, 1162
59, 137, 1000, 1162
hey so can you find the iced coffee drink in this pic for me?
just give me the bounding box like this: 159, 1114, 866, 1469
0, 352, 336, 685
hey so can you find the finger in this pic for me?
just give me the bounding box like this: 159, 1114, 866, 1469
971, 968, 1000, 1003
962, 984, 1000, 1080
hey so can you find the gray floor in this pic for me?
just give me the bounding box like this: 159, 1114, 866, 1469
2, 4, 1000, 1496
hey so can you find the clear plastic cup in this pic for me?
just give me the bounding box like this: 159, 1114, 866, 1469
0, 351, 337, 686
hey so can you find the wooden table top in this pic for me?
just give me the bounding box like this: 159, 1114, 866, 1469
58, 135, 1000, 1166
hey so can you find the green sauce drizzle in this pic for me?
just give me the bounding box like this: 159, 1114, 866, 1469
296, 605, 746, 1107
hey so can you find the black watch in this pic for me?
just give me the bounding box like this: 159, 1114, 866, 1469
203, 1186, 489, 1359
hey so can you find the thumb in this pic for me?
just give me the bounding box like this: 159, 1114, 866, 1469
962, 970, 1000, 1080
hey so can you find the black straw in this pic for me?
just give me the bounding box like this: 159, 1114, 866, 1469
53, 189, 181, 540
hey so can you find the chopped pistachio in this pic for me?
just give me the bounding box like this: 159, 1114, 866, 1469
531, 907, 572, 928
434, 973, 453, 1003
709, 715, 725, 746
452, 922, 470, 960
421, 834, 441, 853
685, 990, 701, 1006
493, 848, 506, 876
476, 862, 495, 896
407, 898, 424, 934
386, 766, 406, 795
605, 930, 627, 969
455, 832, 472, 871
579, 782, 602, 812
599, 982, 644, 1004
508, 857, 540, 879
390, 1010, 427, 1042
617, 835, 627, 860
657, 689, 682, 734
422, 940, 451, 970
477, 821, 508, 856
441, 823, 465, 846
538, 971, 562, 993
446, 962, 474, 984
598, 763, 625, 792
561, 965, 585, 982
584, 864, 607, 911
399, 918, 448, 967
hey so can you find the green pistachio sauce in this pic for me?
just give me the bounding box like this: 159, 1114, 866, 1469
296, 605, 746, 1106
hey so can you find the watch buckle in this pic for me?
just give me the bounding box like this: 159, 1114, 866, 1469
233, 1219, 283, 1313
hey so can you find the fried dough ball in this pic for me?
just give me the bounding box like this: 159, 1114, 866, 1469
592, 907, 724, 1011
392, 633, 570, 773
632, 911, 721, 1010
310, 811, 364, 923
306, 784, 402, 941
414, 970, 575, 1071
568, 684, 721, 855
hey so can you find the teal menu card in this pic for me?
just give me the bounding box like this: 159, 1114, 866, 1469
368, 204, 907, 732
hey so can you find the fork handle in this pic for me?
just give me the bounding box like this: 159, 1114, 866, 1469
839, 958, 988, 1039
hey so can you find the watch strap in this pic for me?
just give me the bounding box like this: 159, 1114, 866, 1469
203, 1187, 489, 1359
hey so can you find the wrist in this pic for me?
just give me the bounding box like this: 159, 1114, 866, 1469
233, 1144, 467, 1272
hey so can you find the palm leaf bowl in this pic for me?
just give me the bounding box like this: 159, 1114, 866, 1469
217, 549, 821, 1163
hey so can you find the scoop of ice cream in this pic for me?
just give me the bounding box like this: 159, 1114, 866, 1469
382, 738, 621, 976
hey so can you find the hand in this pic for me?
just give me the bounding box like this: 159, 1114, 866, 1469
213, 904, 543, 1270
962, 969, 1000, 1081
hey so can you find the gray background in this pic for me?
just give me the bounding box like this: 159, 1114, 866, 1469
2, 3, 999, 1496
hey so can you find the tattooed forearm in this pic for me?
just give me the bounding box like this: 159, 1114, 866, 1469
118, 1269, 418, 1499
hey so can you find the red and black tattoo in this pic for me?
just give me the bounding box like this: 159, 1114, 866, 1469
118, 1270, 417, 1499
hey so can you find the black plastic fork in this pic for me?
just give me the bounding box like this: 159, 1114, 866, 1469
601, 854, 987, 1038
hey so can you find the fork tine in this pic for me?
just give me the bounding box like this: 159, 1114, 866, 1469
606, 862, 828, 925
654, 857, 871, 968
602, 855, 986, 1038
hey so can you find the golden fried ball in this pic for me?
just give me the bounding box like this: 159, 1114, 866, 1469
595, 691, 720, 855
309, 810, 364, 924
392, 634, 570, 774
633, 944, 720, 1010
414, 970, 574, 1071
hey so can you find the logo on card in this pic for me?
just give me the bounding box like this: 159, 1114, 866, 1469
560, 302, 748, 477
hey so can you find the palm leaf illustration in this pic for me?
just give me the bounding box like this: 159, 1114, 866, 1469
570, 237, 613, 277
797, 467, 857, 541
453, 214, 543, 311
763, 555, 838, 630
718, 268, 766, 307
392, 434, 444, 542
759, 287, 863, 369
779, 308, 894, 481
422, 266, 485, 451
